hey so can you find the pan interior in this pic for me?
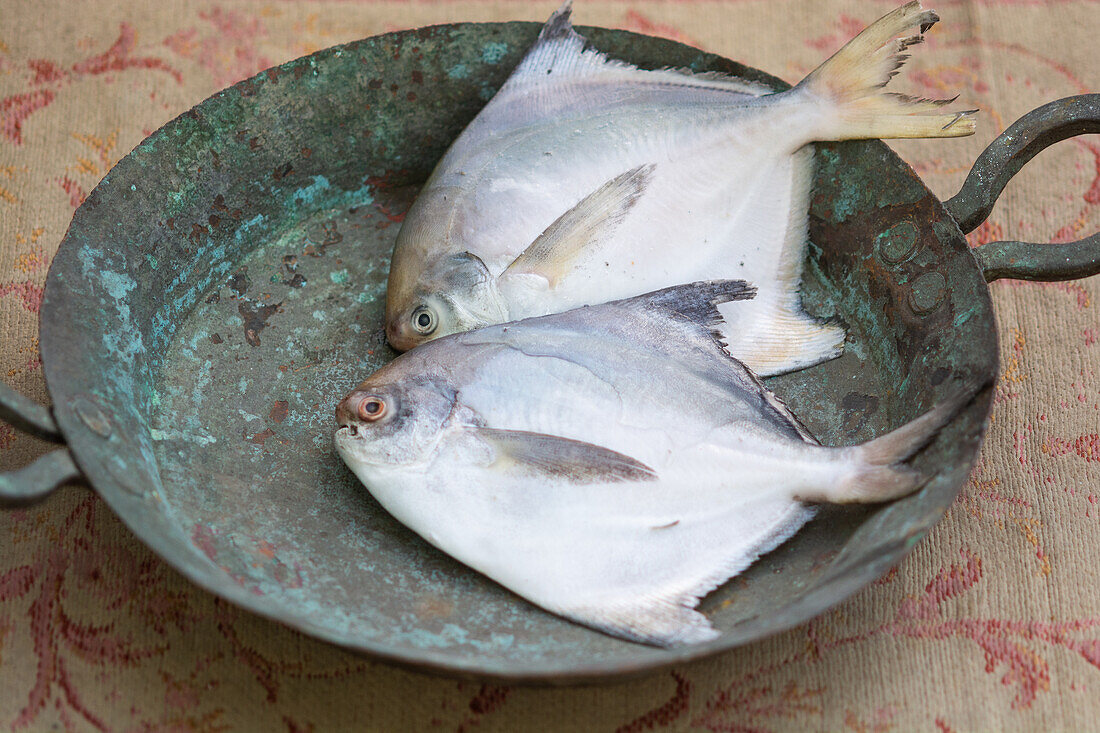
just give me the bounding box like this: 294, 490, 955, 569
146, 172, 877, 665
45, 24, 996, 678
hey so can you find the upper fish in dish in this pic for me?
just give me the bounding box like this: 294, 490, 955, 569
384, 1, 977, 376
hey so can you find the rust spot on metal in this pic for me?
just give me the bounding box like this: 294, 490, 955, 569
303, 221, 343, 257
269, 401, 288, 423
377, 202, 407, 224
191, 524, 222, 564
189, 222, 209, 244
840, 392, 879, 437
227, 266, 250, 296
248, 427, 275, 446
320, 222, 342, 246
238, 299, 281, 347
364, 169, 412, 190
210, 333, 223, 344
415, 595, 454, 619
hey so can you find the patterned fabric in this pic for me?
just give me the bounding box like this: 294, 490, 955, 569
1, 1, 1098, 729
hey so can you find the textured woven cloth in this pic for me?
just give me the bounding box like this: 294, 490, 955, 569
1, 0, 1098, 730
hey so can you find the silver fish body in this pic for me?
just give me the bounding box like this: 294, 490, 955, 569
385, 1, 976, 376
337, 282, 969, 645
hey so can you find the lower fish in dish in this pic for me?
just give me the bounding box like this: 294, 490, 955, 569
335, 281, 974, 645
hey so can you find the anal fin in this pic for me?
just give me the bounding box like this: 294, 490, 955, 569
717, 298, 846, 377
563, 598, 719, 647
552, 501, 816, 647
716, 145, 845, 377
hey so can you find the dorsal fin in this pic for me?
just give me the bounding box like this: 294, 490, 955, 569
540, 0, 581, 43
510, 1, 635, 82
504, 1, 774, 96
624, 280, 756, 335
610, 280, 756, 362
616, 281, 821, 445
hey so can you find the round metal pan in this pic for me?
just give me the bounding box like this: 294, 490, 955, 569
1, 23, 1098, 683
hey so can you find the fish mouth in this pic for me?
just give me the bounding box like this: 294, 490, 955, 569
333, 428, 363, 466
385, 322, 420, 352
335, 425, 360, 441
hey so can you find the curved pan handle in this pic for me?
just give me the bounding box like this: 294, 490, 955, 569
0, 381, 82, 506
946, 94, 1100, 283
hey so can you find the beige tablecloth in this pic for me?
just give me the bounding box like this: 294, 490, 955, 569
1, 0, 1098, 729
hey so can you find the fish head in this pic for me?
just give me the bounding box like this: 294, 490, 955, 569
385, 251, 508, 351
333, 372, 457, 477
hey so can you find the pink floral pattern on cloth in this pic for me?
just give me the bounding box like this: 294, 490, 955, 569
1, 1, 1098, 729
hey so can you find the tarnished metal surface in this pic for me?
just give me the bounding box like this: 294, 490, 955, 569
0, 380, 61, 442
5, 21, 1092, 680
946, 95, 1100, 282
0, 448, 80, 505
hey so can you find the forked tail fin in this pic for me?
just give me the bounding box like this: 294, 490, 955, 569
795, 1, 977, 139
800, 382, 987, 503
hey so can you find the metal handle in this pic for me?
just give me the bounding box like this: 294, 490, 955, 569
0, 381, 82, 506
945, 94, 1100, 283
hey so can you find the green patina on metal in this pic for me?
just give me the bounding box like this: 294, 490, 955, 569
0, 21, 1095, 681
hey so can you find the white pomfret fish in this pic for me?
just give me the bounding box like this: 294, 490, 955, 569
384, 1, 976, 376
337, 281, 974, 645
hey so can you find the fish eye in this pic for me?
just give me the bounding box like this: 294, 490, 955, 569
411, 306, 437, 335
357, 395, 388, 422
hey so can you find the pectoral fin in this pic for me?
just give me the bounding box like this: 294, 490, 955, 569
501, 165, 654, 287
474, 427, 657, 483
